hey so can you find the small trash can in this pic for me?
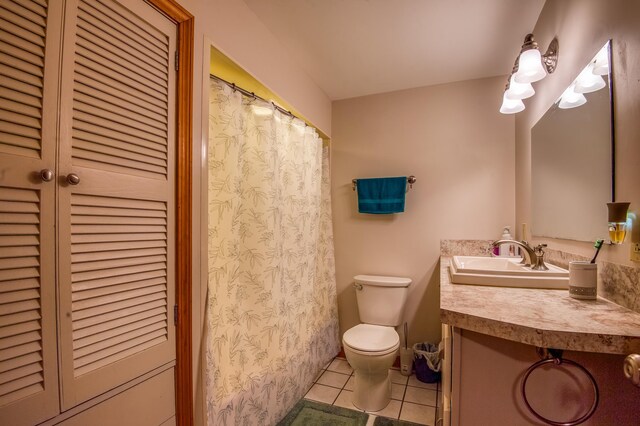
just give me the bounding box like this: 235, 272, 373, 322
413, 342, 442, 383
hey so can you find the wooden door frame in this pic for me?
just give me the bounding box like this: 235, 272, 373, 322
145, 1, 194, 424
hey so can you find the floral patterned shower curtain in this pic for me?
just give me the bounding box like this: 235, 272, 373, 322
206, 79, 340, 425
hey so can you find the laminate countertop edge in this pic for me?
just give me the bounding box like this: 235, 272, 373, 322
439, 256, 640, 354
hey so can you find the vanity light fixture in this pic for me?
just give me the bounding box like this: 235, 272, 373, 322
499, 34, 559, 114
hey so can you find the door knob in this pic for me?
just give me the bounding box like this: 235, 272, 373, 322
66, 173, 80, 185
624, 354, 640, 387
39, 169, 54, 182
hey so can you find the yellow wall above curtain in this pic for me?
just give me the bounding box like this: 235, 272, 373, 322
210, 46, 329, 140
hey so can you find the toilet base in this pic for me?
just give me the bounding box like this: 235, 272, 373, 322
352, 369, 392, 412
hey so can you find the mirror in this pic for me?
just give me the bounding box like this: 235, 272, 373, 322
531, 41, 613, 242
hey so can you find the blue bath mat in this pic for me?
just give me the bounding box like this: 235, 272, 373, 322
278, 399, 368, 426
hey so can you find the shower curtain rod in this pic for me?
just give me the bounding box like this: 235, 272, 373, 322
210, 74, 306, 125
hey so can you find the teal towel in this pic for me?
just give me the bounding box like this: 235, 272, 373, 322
357, 177, 407, 214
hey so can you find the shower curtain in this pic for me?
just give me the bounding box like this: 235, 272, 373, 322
206, 79, 340, 425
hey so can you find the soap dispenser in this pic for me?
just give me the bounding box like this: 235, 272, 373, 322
499, 226, 516, 257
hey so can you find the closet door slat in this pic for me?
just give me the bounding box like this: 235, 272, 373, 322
0, 6, 45, 37
73, 86, 167, 131
72, 148, 168, 178
71, 239, 167, 254
0, 1, 46, 26
80, 0, 168, 56
73, 306, 166, 339
72, 246, 167, 262
74, 11, 166, 75
72, 276, 167, 301
70, 270, 167, 295
72, 298, 166, 332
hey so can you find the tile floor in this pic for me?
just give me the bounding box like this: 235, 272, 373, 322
304, 357, 442, 426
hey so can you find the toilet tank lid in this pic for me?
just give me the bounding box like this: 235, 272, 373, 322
354, 275, 411, 287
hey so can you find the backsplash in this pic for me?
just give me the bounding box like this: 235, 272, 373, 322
441, 240, 640, 314
440, 239, 494, 257
599, 262, 640, 314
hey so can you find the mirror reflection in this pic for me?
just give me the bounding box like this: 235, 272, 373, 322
531, 41, 613, 242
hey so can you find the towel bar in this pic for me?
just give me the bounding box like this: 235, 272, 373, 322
351, 175, 418, 191
352, 175, 416, 191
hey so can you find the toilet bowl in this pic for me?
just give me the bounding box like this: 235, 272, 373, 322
343, 324, 400, 411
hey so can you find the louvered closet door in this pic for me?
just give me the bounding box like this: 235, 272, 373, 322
0, 0, 63, 424
56, 0, 177, 408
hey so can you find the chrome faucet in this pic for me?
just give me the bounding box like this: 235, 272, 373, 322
491, 240, 549, 271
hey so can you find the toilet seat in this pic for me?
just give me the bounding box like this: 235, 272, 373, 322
343, 324, 399, 354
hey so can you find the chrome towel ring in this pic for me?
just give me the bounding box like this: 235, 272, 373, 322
521, 349, 599, 426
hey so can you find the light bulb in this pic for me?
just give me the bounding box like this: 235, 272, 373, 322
593, 47, 609, 76
505, 74, 535, 100
500, 92, 525, 114
514, 49, 546, 83
558, 85, 587, 109
574, 64, 606, 93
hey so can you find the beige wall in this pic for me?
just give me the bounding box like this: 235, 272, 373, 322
177, 1, 333, 423
516, 0, 640, 265
331, 77, 515, 345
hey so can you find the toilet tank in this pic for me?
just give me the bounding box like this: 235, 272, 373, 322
354, 275, 411, 326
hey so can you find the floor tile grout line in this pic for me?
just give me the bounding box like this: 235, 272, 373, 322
325, 356, 353, 408
332, 366, 353, 408
316, 383, 351, 391
318, 364, 352, 391
406, 384, 438, 391
398, 380, 409, 420
330, 389, 340, 406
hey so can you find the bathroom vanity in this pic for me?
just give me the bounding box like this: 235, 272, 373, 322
439, 257, 640, 425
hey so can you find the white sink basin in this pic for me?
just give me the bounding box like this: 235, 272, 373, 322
449, 256, 569, 289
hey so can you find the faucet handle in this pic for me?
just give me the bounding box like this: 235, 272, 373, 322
534, 243, 548, 254
530, 244, 550, 271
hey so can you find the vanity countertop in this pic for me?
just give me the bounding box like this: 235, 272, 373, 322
440, 256, 640, 354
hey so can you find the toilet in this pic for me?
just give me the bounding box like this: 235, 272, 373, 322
343, 274, 411, 412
